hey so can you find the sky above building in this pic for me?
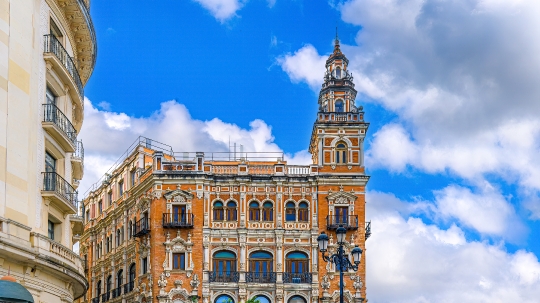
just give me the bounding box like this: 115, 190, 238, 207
81, 0, 540, 301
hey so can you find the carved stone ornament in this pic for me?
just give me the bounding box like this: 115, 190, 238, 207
190, 273, 200, 290
321, 275, 331, 290
153, 190, 163, 200
173, 195, 186, 203
158, 273, 168, 295
353, 276, 363, 291
335, 197, 349, 205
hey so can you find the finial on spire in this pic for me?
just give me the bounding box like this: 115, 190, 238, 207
335, 26, 340, 45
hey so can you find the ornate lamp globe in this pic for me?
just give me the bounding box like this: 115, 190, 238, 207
336, 225, 347, 244
351, 245, 363, 264
317, 232, 329, 252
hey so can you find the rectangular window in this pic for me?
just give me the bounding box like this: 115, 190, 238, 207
108, 191, 113, 205
130, 170, 136, 187
142, 257, 148, 274
85, 210, 90, 222
98, 200, 103, 214
46, 87, 56, 105
49, 18, 63, 39
173, 253, 185, 270
48, 220, 54, 240
45, 152, 56, 173
119, 180, 124, 196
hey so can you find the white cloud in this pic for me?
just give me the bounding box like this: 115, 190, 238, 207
277, 45, 327, 90
79, 98, 310, 194
192, 0, 245, 22
366, 191, 540, 302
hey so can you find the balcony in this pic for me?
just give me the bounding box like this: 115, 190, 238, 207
43, 34, 84, 108
42, 104, 77, 152
112, 286, 122, 298
133, 217, 150, 237
42, 172, 78, 214
326, 215, 359, 230
72, 140, 84, 181
283, 272, 313, 284
101, 292, 110, 302
92, 298, 100, 303
162, 213, 194, 228
208, 271, 240, 283
246, 272, 276, 283
123, 281, 135, 294
365, 221, 372, 240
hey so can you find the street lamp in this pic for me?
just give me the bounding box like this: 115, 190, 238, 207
317, 226, 363, 303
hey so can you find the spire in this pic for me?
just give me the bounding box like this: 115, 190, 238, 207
334, 26, 341, 54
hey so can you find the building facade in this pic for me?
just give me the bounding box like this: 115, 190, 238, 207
0, 0, 96, 302
80, 38, 370, 303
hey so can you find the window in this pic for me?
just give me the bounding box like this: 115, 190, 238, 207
335, 207, 349, 225
142, 257, 148, 274
106, 275, 112, 296
48, 220, 55, 240
286, 252, 308, 273
130, 170, 136, 187
226, 201, 237, 221
335, 67, 342, 79
106, 236, 110, 253
213, 201, 224, 221
249, 251, 273, 273
254, 296, 271, 303
128, 220, 133, 239
173, 205, 187, 223
108, 191, 113, 205
298, 202, 309, 222
288, 296, 307, 303
85, 210, 90, 222
98, 200, 103, 214
249, 201, 259, 221
213, 251, 237, 274
118, 180, 124, 196
96, 280, 102, 297
335, 142, 347, 164
46, 87, 56, 105
335, 100, 344, 112
285, 202, 296, 222
173, 253, 185, 270
262, 201, 273, 221
45, 152, 56, 172
129, 263, 136, 289
117, 269, 123, 289
116, 229, 121, 247
215, 295, 234, 303
49, 18, 63, 40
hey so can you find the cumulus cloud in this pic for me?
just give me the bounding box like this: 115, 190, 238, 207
78, 98, 310, 194
192, 0, 245, 22
277, 45, 327, 90
366, 191, 540, 302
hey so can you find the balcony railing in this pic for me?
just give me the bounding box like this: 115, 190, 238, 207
283, 272, 313, 284
326, 215, 359, 230
92, 297, 100, 303
43, 34, 84, 101
74, 140, 84, 162
365, 221, 372, 240
42, 172, 78, 209
133, 217, 150, 237
162, 213, 194, 228
208, 271, 240, 283
101, 292, 110, 302
43, 103, 77, 146
112, 286, 122, 298
123, 281, 135, 294
246, 272, 276, 283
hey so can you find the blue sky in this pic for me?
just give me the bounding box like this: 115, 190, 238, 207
81, 1, 540, 301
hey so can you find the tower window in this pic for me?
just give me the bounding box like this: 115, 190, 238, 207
336, 142, 347, 164
335, 100, 344, 112
336, 67, 342, 79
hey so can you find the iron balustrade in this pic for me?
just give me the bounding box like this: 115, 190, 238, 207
133, 217, 150, 237
101, 292, 110, 302
43, 34, 84, 101
42, 172, 78, 208
123, 281, 135, 294
162, 213, 194, 228
282, 272, 313, 284
112, 286, 122, 298
208, 271, 240, 283
92, 298, 100, 303
74, 140, 84, 161
245, 272, 276, 283
326, 215, 359, 230
43, 103, 77, 145
365, 221, 372, 240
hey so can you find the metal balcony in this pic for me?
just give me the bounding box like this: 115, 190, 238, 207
208, 271, 240, 283
123, 281, 135, 294
72, 140, 84, 180
162, 213, 194, 228
133, 217, 150, 237
101, 292, 110, 302
42, 172, 78, 213
42, 103, 77, 152
112, 286, 122, 298
43, 34, 84, 102
326, 215, 359, 230
92, 297, 100, 303
365, 221, 372, 240
283, 272, 313, 284
245, 272, 276, 283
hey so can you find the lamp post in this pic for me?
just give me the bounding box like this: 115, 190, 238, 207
317, 225, 363, 303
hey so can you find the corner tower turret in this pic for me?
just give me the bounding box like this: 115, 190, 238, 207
309, 35, 369, 172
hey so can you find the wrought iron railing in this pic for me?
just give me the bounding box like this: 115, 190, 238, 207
133, 217, 150, 237
283, 272, 313, 284
112, 286, 122, 298
208, 271, 240, 283
74, 140, 84, 162
42, 103, 77, 145
246, 272, 276, 283
42, 172, 78, 208
101, 292, 110, 302
123, 281, 135, 294
92, 297, 100, 303
162, 213, 194, 228
365, 221, 371, 240
43, 34, 84, 101
326, 215, 359, 230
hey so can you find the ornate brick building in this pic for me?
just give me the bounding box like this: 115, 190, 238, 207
79, 36, 370, 303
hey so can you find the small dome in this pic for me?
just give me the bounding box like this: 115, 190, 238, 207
0, 277, 34, 303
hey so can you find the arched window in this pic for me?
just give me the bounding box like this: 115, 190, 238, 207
336, 142, 347, 164
116, 229, 121, 247
336, 67, 342, 79
262, 201, 273, 221
249, 251, 273, 273
249, 201, 260, 221
215, 295, 234, 303
335, 100, 344, 112
213, 251, 237, 274
226, 201, 237, 221
298, 202, 309, 222
254, 296, 271, 303
285, 202, 296, 222
288, 296, 307, 303
117, 269, 123, 292
106, 275, 112, 297
128, 263, 136, 292
128, 220, 133, 239
286, 252, 308, 273
96, 280, 102, 297
213, 201, 224, 221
